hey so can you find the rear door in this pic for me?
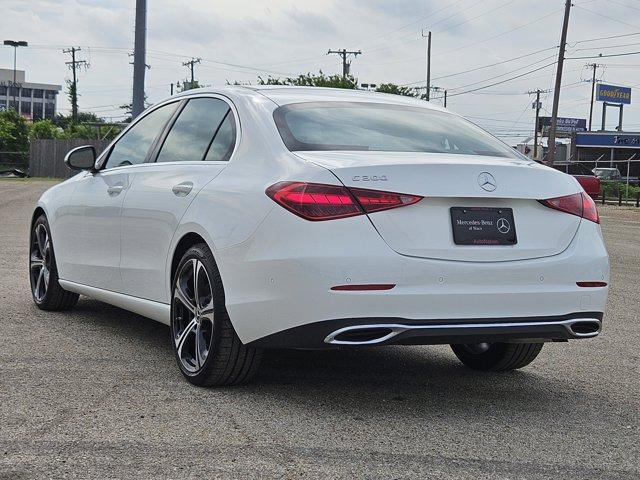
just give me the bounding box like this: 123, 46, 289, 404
120, 96, 237, 303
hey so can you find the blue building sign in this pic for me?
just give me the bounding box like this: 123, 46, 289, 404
575, 132, 640, 148
596, 84, 632, 104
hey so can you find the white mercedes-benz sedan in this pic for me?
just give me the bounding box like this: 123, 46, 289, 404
30, 86, 609, 386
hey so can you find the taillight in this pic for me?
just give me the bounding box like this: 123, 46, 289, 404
265, 181, 422, 221
539, 192, 599, 224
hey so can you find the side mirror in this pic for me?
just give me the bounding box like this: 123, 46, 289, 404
64, 145, 96, 171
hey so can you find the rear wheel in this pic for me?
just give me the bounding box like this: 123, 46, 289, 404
29, 214, 79, 311
170, 243, 262, 386
450, 342, 543, 372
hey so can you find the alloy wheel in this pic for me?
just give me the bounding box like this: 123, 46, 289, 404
30, 224, 51, 303
172, 259, 215, 373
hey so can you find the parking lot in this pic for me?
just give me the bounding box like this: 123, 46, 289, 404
0, 178, 638, 479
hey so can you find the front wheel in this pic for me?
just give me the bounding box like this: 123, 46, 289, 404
450, 342, 543, 372
170, 243, 262, 386
29, 214, 79, 311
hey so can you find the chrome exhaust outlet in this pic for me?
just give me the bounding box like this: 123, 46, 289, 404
565, 319, 601, 338
324, 325, 406, 345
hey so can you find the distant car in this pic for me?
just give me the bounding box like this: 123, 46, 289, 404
29, 86, 610, 387
593, 167, 621, 181
557, 163, 600, 199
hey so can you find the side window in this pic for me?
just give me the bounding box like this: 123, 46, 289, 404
204, 111, 236, 162
157, 98, 230, 163
105, 102, 177, 169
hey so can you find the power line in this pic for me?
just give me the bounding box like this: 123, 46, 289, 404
574, 41, 640, 52
571, 31, 640, 45
431, 46, 558, 82
444, 54, 558, 92
574, 4, 640, 30
354, 0, 466, 53
603, 0, 640, 14
352, 0, 464, 51
446, 61, 557, 98
434, 7, 564, 58
567, 50, 640, 59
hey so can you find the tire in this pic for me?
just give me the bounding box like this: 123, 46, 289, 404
170, 243, 262, 386
29, 214, 79, 311
450, 342, 543, 372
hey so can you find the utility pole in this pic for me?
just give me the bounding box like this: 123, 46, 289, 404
170, 83, 174, 95
131, 0, 147, 119
182, 57, 201, 90
528, 89, 544, 160
63, 47, 89, 123
546, 0, 572, 165
327, 49, 362, 78
587, 63, 600, 131
422, 30, 432, 101
443, 90, 447, 108
3, 40, 28, 109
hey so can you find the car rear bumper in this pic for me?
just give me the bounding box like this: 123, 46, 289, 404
248, 312, 604, 348
217, 208, 610, 346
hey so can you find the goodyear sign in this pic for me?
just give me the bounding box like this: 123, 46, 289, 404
596, 84, 631, 104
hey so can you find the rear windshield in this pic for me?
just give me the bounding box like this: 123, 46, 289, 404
273, 101, 521, 159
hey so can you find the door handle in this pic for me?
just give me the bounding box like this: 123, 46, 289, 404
107, 184, 124, 196
172, 181, 194, 197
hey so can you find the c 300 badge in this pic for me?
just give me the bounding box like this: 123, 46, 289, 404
352, 175, 388, 182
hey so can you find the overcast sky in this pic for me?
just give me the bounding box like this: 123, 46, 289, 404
3, 0, 640, 143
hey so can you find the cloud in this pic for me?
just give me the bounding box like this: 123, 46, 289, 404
2, 0, 638, 137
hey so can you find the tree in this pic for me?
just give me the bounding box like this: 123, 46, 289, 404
53, 111, 102, 129
375, 83, 426, 99
119, 95, 150, 123
258, 72, 357, 89
0, 109, 29, 153
29, 120, 61, 140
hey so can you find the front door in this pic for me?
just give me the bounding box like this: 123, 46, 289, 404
64, 100, 180, 292
63, 169, 132, 291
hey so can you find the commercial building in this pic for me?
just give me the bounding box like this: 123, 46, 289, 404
0, 68, 62, 120
571, 131, 640, 178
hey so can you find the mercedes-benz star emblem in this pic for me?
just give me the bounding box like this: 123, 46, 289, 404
497, 217, 511, 234
478, 172, 497, 191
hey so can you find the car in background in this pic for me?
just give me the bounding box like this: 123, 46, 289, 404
593, 167, 621, 181
553, 163, 600, 199
29, 86, 610, 387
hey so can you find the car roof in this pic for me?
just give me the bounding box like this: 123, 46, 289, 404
172, 85, 448, 112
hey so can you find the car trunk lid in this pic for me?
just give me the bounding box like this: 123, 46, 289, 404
295, 151, 582, 262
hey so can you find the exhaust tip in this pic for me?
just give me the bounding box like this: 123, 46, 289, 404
333, 327, 394, 343
567, 320, 601, 337
324, 325, 403, 345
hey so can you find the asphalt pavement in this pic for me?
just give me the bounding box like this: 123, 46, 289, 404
0, 179, 638, 479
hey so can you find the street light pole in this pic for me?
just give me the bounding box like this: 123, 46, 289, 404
3, 39, 28, 110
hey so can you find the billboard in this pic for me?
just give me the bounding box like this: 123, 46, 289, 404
537, 116, 586, 137
596, 84, 631, 105
575, 132, 640, 148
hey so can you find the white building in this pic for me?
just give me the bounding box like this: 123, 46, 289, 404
0, 68, 62, 121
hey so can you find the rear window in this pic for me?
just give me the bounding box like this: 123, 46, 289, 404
273, 101, 521, 159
